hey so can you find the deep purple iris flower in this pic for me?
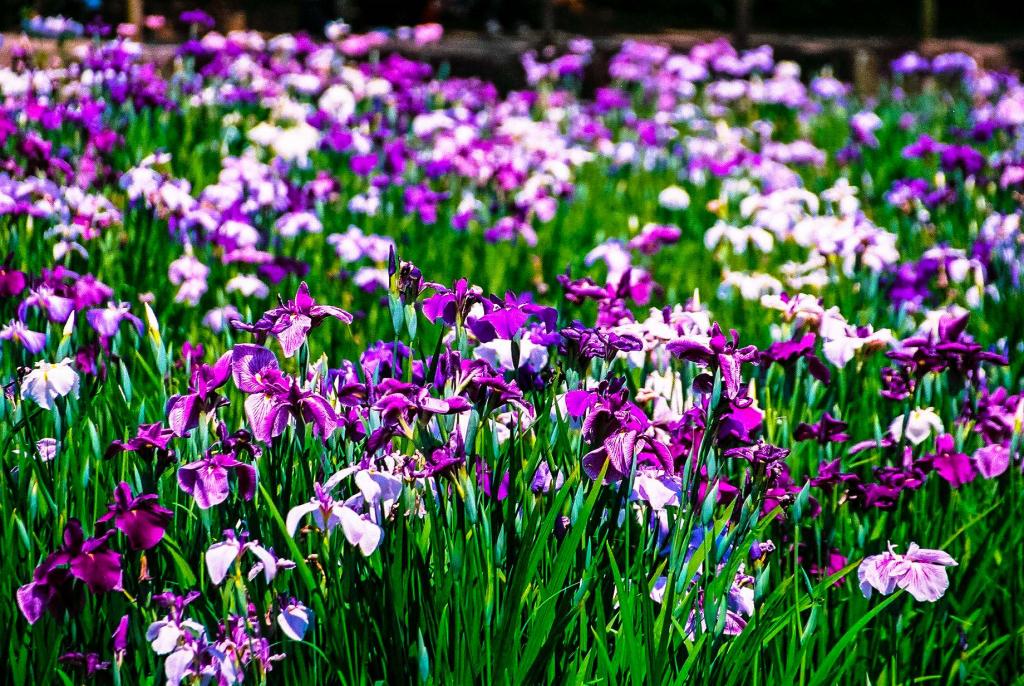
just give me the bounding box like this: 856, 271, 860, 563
724, 441, 790, 483
105, 423, 177, 469
559, 322, 643, 367
576, 378, 670, 482
456, 358, 535, 418
467, 292, 557, 343
889, 313, 1007, 382
97, 482, 173, 549
558, 273, 611, 304
58, 652, 110, 676
18, 519, 122, 624
811, 459, 860, 489
421, 278, 483, 326
366, 379, 470, 454
939, 144, 985, 176
762, 333, 831, 385
667, 323, 759, 402
233, 282, 352, 358
794, 412, 849, 445
179, 9, 215, 28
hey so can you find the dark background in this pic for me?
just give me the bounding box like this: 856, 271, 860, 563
3, 0, 1024, 40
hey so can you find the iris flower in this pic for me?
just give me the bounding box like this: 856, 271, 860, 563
858, 543, 957, 602
20, 357, 80, 409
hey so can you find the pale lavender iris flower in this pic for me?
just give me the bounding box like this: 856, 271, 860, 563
858, 542, 957, 602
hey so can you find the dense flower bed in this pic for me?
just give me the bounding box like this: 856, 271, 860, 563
3, 12, 1024, 684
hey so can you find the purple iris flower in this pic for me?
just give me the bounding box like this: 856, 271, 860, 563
97, 482, 173, 550
901, 134, 940, 158
0, 319, 47, 354
179, 9, 215, 28
373, 378, 471, 422
794, 412, 849, 445
918, 433, 976, 488
177, 452, 257, 509
58, 652, 110, 676
559, 322, 643, 367
233, 282, 352, 357
558, 274, 611, 303
811, 459, 860, 490
628, 223, 682, 255
667, 323, 759, 402
761, 333, 831, 385
16, 564, 82, 625
19, 286, 75, 324
724, 441, 791, 482
230, 343, 338, 443
456, 358, 535, 418
106, 423, 176, 467
113, 614, 130, 658
890, 313, 1007, 382
165, 351, 232, 436
467, 293, 557, 342
421, 278, 483, 326
939, 144, 985, 176
0, 261, 27, 298
576, 378, 670, 482
85, 301, 144, 343
18, 519, 122, 624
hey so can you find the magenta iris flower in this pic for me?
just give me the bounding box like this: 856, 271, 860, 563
177, 453, 257, 509
0, 261, 27, 298
233, 282, 352, 357
973, 443, 1010, 478
921, 434, 976, 488
113, 614, 130, 658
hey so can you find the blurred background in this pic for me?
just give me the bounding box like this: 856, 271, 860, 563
6, 0, 1024, 40
3, 0, 1023, 88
